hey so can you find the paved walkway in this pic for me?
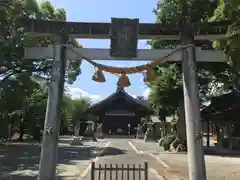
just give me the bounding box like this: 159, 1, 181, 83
82, 139, 164, 180
0, 136, 108, 180
130, 140, 164, 154
154, 153, 240, 180
129, 139, 240, 180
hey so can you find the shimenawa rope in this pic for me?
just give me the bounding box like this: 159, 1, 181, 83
64, 44, 194, 74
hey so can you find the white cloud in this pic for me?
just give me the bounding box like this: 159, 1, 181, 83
129, 94, 137, 99
138, 40, 151, 49
65, 86, 149, 103
142, 88, 150, 99
65, 87, 101, 102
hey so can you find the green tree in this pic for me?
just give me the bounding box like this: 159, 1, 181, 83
210, 0, 240, 91
60, 93, 74, 133
0, 73, 42, 140
71, 98, 91, 124
0, 0, 82, 84
148, 0, 219, 118
149, 0, 218, 49
23, 87, 48, 140
0, 0, 82, 140
148, 64, 182, 118
148, 0, 223, 151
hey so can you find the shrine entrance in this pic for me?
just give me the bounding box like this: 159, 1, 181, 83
104, 115, 133, 135
21, 16, 228, 180
86, 87, 152, 136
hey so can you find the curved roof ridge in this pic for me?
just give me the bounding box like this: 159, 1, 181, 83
89, 89, 151, 110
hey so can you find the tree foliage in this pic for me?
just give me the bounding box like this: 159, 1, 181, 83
210, 0, 240, 90
148, 64, 182, 116
0, 0, 82, 84
0, 0, 85, 140
149, 0, 218, 49
148, 0, 240, 151
71, 98, 92, 123
147, 0, 236, 117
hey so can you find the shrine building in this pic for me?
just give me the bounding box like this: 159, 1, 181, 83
87, 87, 152, 135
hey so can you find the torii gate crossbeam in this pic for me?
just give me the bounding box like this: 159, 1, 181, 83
25, 47, 226, 62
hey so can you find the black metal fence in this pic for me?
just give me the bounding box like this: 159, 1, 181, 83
91, 162, 148, 180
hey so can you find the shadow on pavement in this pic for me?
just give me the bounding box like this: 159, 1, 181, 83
204, 148, 240, 158
0, 142, 103, 180
100, 146, 126, 156
153, 145, 240, 158
104, 135, 135, 139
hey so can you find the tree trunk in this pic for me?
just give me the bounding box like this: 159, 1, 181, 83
32, 125, 41, 141
160, 113, 166, 122
170, 98, 187, 152
8, 123, 13, 140
18, 120, 25, 141
177, 98, 186, 145
0, 114, 9, 140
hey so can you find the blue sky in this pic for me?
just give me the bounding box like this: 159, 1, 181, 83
41, 0, 158, 101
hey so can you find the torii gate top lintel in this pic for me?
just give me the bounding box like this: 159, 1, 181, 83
23, 17, 227, 62
19, 18, 229, 40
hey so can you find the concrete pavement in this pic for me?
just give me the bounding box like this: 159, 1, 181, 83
0, 136, 109, 180
130, 139, 240, 180
81, 138, 165, 180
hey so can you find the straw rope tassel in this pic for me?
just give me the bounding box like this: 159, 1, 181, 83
92, 68, 106, 83
117, 74, 131, 88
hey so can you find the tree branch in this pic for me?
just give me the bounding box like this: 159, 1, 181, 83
0, 63, 53, 83
0, 72, 15, 83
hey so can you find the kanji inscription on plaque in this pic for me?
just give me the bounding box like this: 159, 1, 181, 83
110, 18, 139, 58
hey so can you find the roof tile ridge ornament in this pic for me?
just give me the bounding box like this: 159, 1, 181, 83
116, 87, 125, 92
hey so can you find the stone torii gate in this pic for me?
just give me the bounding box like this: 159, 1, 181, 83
21, 18, 228, 180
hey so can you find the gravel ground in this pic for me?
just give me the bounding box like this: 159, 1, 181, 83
0, 136, 108, 180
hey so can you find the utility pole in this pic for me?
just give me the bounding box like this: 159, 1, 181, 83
182, 36, 206, 180
37, 35, 68, 180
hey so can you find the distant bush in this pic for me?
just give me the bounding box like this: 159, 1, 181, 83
158, 133, 176, 151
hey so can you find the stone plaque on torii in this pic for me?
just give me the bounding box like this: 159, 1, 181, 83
17, 16, 230, 180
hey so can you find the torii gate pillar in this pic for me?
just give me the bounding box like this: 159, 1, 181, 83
37, 36, 68, 180
182, 36, 206, 180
